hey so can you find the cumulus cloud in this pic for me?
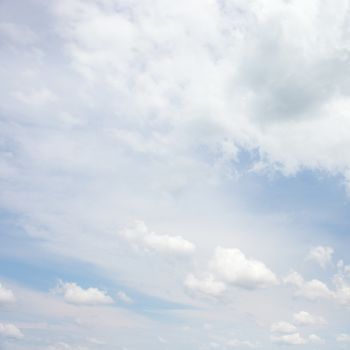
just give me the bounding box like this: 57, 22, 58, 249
53, 281, 113, 305
184, 274, 226, 297
271, 333, 307, 346
271, 332, 324, 346
120, 221, 195, 255
209, 247, 278, 289
293, 311, 326, 326
284, 271, 334, 300
0, 323, 23, 339
270, 321, 297, 334
0, 283, 16, 304
307, 246, 334, 268
116, 291, 133, 304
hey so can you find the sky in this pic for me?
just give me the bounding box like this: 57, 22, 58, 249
1, 0, 350, 349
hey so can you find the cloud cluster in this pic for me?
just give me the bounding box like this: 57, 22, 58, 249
270, 309, 326, 346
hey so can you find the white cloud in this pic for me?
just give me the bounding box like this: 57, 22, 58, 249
120, 221, 195, 255
284, 271, 334, 300
47, 343, 89, 350
270, 321, 297, 334
209, 247, 278, 289
293, 311, 326, 326
308, 334, 324, 344
226, 339, 257, 348
0, 323, 23, 339
307, 246, 334, 268
116, 291, 133, 304
87, 338, 106, 345
336, 333, 350, 344
333, 262, 350, 306
184, 274, 226, 297
54, 281, 113, 305
0, 283, 16, 304
271, 333, 307, 346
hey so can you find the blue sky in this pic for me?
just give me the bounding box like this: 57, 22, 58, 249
1, 0, 350, 349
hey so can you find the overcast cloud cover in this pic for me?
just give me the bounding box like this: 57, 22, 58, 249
1, 0, 350, 349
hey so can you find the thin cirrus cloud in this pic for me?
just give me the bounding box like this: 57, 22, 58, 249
53, 281, 114, 305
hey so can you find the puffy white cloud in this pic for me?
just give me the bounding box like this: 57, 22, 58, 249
271, 333, 307, 345
116, 291, 133, 304
307, 246, 334, 268
293, 311, 326, 326
270, 321, 297, 334
0, 323, 23, 339
120, 221, 195, 255
209, 247, 278, 289
0, 283, 16, 304
284, 271, 334, 300
54, 281, 113, 305
184, 274, 226, 297
272, 332, 324, 346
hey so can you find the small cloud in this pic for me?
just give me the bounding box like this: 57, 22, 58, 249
209, 247, 278, 289
116, 291, 133, 304
293, 311, 326, 326
271, 333, 307, 345
184, 273, 226, 297
87, 337, 106, 345
0, 323, 23, 339
226, 338, 257, 348
53, 281, 114, 305
0, 283, 16, 304
270, 321, 297, 334
284, 271, 334, 300
336, 333, 350, 344
120, 221, 195, 256
307, 246, 334, 268
308, 334, 325, 344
